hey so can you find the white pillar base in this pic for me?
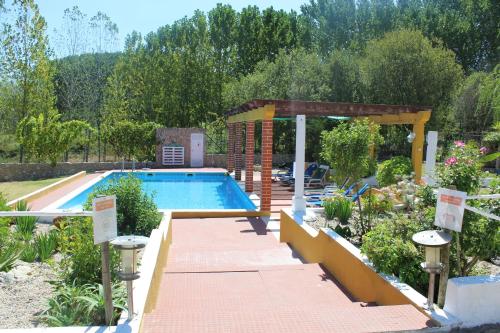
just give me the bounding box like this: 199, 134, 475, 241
292, 196, 307, 212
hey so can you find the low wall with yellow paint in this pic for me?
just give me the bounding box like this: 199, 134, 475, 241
280, 209, 422, 307
142, 215, 173, 315
114, 213, 173, 333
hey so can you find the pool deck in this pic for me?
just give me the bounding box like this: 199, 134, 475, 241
14, 168, 436, 331
141, 216, 434, 332
28, 172, 102, 210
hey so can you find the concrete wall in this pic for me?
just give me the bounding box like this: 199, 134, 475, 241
156, 128, 205, 167
280, 209, 425, 307
444, 275, 500, 327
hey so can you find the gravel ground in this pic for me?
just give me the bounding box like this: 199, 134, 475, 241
0, 260, 58, 329
1, 223, 60, 329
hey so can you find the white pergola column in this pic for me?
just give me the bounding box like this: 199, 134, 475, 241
292, 115, 307, 212
424, 131, 438, 185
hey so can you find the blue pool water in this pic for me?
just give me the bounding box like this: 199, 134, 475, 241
58, 172, 256, 210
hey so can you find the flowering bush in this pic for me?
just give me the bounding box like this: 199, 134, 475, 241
438, 141, 482, 194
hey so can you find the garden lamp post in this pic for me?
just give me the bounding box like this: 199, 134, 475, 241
412, 230, 452, 310
111, 235, 149, 320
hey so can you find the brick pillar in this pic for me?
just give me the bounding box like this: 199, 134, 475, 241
234, 122, 242, 181
226, 123, 235, 172
245, 121, 255, 192
260, 119, 273, 211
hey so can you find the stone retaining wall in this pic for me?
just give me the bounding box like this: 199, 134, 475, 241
0, 154, 294, 181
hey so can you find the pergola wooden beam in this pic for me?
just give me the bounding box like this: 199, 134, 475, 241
227, 99, 431, 120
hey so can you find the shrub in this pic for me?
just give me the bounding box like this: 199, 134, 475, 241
0, 243, 21, 272
361, 214, 432, 292
438, 141, 482, 194
376, 156, 412, 187
21, 242, 38, 262
415, 185, 436, 207
361, 193, 393, 216
0, 193, 20, 272
333, 197, 353, 225
42, 281, 126, 326
85, 175, 162, 236
436, 141, 496, 276
59, 217, 120, 285
321, 119, 383, 184
0, 193, 11, 246
334, 224, 352, 238
35, 231, 58, 262
322, 197, 337, 220
14, 200, 38, 241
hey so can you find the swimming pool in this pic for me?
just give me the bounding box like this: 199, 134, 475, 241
57, 172, 256, 211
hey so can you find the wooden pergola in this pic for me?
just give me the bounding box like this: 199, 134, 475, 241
226, 99, 431, 213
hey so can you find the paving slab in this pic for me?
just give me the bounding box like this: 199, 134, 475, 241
142, 217, 434, 333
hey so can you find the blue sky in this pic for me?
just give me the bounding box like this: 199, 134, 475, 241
34, 0, 307, 52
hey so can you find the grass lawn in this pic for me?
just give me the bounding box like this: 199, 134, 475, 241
0, 177, 66, 201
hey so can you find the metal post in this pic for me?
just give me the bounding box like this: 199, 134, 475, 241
101, 241, 114, 325
126, 280, 134, 320
427, 272, 435, 310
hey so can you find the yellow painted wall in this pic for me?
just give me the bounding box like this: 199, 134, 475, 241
143, 217, 173, 314
280, 210, 421, 307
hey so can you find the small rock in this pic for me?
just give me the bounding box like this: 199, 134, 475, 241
0, 272, 15, 284
11, 265, 32, 281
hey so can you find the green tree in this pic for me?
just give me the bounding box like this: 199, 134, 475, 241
321, 119, 383, 183
2, 0, 56, 162
327, 49, 362, 102
453, 67, 499, 134
104, 120, 160, 161
16, 109, 91, 166
235, 6, 264, 75
360, 29, 463, 128
209, 4, 236, 113
53, 6, 89, 57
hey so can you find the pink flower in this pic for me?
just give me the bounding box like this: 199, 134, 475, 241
480, 146, 489, 155
454, 141, 465, 148
445, 157, 458, 166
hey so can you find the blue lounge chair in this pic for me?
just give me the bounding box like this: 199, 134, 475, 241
351, 183, 369, 202
307, 183, 369, 207
304, 165, 329, 188
280, 163, 318, 185
304, 177, 350, 197
273, 164, 293, 181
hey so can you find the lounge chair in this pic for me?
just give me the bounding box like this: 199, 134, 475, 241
272, 164, 293, 181
304, 165, 329, 188
306, 183, 369, 207
304, 177, 350, 199
280, 163, 318, 185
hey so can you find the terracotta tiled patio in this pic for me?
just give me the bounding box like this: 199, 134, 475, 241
141, 217, 434, 333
